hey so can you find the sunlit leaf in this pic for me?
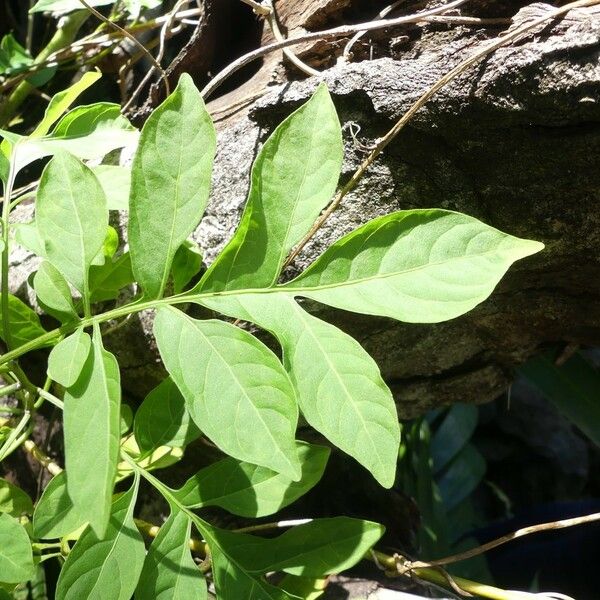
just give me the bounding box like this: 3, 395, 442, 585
63, 327, 120, 537
129, 73, 215, 299
199, 294, 399, 488
197, 83, 342, 292
33, 260, 78, 322
47, 328, 91, 388
283, 209, 544, 323
0, 294, 47, 349
36, 151, 108, 297
153, 307, 301, 479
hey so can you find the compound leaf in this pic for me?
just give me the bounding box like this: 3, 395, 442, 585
174, 442, 329, 517
36, 151, 108, 297
134, 377, 200, 453
63, 327, 120, 538
128, 73, 215, 299
0, 513, 35, 583
135, 506, 206, 600
282, 209, 544, 323
47, 328, 91, 388
153, 307, 300, 479
56, 479, 145, 600
198, 84, 342, 293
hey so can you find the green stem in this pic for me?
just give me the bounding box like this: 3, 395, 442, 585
0, 11, 90, 128
0, 382, 20, 398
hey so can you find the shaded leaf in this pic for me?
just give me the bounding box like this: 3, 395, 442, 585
154, 307, 300, 479
430, 404, 478, 474
210, 546, 298, 600
0, 479, 33, 517
47, 328, 91, 388
88, 252, 134, 303
33, 260, 78, 322
171, 240, 202, 293
134, 377, 200, 453
56, 480, 145, 600
520, 351, 600, 447
0, 34, 33, 76
437, 444, 486, 511
0, 513, 35, 583
209, 517, 384, 577
129, 73, 215, 299
0, 294, 47, 349
135, 507, 207, 600
283, 209, 544, 323
33, 472, 87, 539
198, 84, 342, 293
63, 327, 120, 537
174, 442, 329, 517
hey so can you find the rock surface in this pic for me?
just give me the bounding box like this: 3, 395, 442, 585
9, 2, 600, 419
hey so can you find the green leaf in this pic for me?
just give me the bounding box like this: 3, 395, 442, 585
282, 209, 544, 323
153, 307, 301, 479
0, 479, 33, 517
63, 327, 120, 537
135, 506, 207, 600
88, 253, 134, 303
198, 84, 342, 293
430, 404, 478, 474
199, 294, 400, 488
0, 34, 33, 76
174, 442, 329, 517
33, 472, 88, 539
437, 444, 486, 511
2, 104, 138, 175
36, 151, 108, 297
13, 222, 44, 256
134, 377, 200, 453
0, 513, 35, 583
520, 351, 600, 447
47, 328, 91, 388
209, 517, 384, 577
56, 479, 145, 600
171, 240, 203, 294
33, 260, 78, 322
30, 0, 115, 13
92, 165, 131, 211
0, 294, 47, 349
31, 71, 102, 137
128, 73, 216, 300
210, 546, 298, 600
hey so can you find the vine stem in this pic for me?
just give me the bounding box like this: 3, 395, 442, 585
201, 0, 468, 99
283, 0, 600, 267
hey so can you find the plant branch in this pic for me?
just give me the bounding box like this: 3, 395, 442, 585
282, 0, 600, 268
201, 0, 470, 99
